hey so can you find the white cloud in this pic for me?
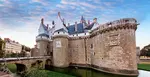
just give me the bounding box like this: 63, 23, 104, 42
0, 19, 40, 48
0, 0, 148, 49
61, 0, 77, 6
61, 0, 97, 9
30, 0, 49, 6
56, 4, 66, 9
0, 4, 4, 7
80, 2, 97, 9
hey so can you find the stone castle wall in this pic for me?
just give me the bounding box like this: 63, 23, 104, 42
36, 18, 138, 76
52, 35, 69, 67
36, 37, 49, 56
68, 18, 138, 75
69, 38, 87, 65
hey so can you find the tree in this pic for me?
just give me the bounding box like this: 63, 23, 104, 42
18, 51, 26, 57
0, 50, 5, 58
140, 44, 150, 57
0, 38, 5, 58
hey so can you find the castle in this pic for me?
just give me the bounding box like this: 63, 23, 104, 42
35, 12, 139, 76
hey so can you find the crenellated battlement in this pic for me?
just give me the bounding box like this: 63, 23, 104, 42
36, 36, 50, 42
69, 35, 90, 40
90, 18, 138, 37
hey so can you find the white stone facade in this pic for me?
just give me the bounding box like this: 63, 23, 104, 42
4, 38, 22, 54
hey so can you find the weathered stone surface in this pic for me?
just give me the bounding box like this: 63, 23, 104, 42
53, 36, 69, 67
37, 18, 138, 76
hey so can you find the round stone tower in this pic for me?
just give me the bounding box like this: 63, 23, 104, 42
36, 18, 49, 56
52, 29, 69, 67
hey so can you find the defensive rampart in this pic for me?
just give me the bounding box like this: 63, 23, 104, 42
68, 18, 138, 76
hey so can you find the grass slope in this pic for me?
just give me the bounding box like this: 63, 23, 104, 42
25, 68, 76, 77
6, 63, 17, 73
138, 64, 150, 71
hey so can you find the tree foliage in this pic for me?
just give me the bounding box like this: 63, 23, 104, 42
0, 38, 5, 58
0, 50, 5, 58
140, 44, 150, 57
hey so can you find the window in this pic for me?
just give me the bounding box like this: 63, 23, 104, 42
37, 43, 40, 48
91, 44, 93, 49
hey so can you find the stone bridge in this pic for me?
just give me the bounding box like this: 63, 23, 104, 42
0, 56, 51, 73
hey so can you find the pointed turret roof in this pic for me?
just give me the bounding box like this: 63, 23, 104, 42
81, 16, 85, 21
38, 18, 49, 37
40, 18, 48, 31
54, 12, 68, 32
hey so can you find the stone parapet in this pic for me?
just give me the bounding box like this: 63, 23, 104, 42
53, 34, 69, 67
69, 35, 90, 40
90, 18, 138, 37
36, 36, 49, 42
52, 35, 69, 39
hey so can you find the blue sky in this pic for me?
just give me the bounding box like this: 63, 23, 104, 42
0, 0, 150, 48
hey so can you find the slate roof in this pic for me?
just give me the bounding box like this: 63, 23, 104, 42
54, 28, 67, 33
66, 22, 95, 35
85, 23, 95, 30
38, 23, 49, 37
42, 24, 48, 31
38, 33, 49, 38
67, 23, 84, 35
81, 16, 85, 21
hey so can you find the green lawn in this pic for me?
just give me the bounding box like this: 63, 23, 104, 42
5, 63, 75, 77
138, 64, 150, 71
6, 63, 17, 73
47, 70, 76, 77
25, 69, 76, 77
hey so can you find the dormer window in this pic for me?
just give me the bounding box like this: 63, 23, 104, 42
125, 20, 129, 23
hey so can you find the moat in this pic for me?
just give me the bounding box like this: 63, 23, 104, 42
46, 66, 132, 77
3, 64, 150, 77
43, 66, 149, 77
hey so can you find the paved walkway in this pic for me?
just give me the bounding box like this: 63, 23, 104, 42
0, 72, 12, 77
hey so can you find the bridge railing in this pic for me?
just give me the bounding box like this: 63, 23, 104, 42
0, 56, 50, 63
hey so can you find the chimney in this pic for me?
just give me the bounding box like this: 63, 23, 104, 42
68, 23, 70, 26
58, 12, 60, 17
47, 24, 49, 29
75, 22, 77, 32
41, 18, 44, 24
88, 20, 90, 25
93, 18, 97, 23
52, 21, 55, 25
